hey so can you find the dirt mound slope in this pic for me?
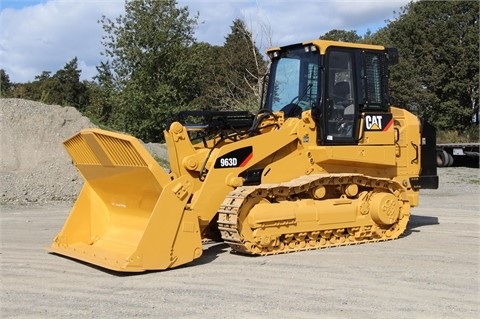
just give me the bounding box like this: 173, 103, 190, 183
0, 99, 97, 204
0, 98, 169, 205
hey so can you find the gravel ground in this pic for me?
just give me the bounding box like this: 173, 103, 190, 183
0, 167, 478, 318
0, 98, 479, 318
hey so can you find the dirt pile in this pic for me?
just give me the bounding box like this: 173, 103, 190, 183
0, 99, 96, 204
0, 98, 169, 205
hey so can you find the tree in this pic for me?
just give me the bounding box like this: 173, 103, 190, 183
364, 27, 391, 45
0, 69, 12, 97
386, 0, 479, 132
183, 42, 221, 110
98, 0, 198, 142
9, 59, 89, 110
52, 57, 88, 110
320, 29, 362, 43
211, 19, 267, 111
83, 62, 115, 123
9, 71, 53, 103
185, 19, 267, 113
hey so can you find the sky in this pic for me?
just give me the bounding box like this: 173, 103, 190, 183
0, 0, 411, 83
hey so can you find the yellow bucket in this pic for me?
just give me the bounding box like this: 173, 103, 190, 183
49, 129, 202, 272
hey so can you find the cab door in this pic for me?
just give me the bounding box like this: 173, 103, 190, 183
320, 47, 392, 146
323, 49, 358, 144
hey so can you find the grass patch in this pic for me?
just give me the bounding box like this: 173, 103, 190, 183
437, 127, 479, 143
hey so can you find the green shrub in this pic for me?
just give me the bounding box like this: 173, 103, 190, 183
437, 126, 479, 143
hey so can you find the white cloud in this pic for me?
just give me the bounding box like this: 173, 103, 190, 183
0, 0, 410, 83
0, 0, 123, 82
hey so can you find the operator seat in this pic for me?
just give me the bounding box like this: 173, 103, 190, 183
332, 81, 355, 136
332, 81, 351, 107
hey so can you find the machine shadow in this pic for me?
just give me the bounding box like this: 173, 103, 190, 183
49, 242, 233, 277
403, 214, 439, 237
182, 242, 231, 267
47, 252, 141, 277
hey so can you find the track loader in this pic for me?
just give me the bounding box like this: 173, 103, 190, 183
50, 40, 438, 272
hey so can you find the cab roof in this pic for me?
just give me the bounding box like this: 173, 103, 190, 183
267, 39, 385, 55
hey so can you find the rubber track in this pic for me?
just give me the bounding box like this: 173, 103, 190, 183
217, 173, 410, 255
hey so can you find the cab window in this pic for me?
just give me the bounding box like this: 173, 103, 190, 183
325, 50, 356, 142
361, 52, 389, 111
265, 46, 319, 116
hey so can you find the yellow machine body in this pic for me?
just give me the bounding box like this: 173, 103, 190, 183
50, 40, 438, 272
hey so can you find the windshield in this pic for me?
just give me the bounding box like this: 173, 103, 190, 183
264, 46, 320, 113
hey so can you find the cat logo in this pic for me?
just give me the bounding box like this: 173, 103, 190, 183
365, 115, 383, 130
364, 113, 393, 131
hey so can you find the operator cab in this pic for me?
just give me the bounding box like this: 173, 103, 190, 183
264, 40, 397, 145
